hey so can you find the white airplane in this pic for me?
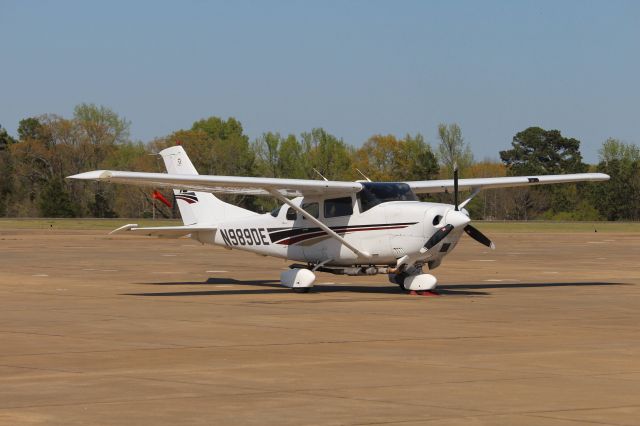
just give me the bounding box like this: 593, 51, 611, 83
68, 146, 609, 294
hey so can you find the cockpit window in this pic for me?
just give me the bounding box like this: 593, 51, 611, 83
301, 202, 319, 219
270, 206, 280, 217
324, 196, 353, 218
358, 182, 418, 212
286, 207, 297, 220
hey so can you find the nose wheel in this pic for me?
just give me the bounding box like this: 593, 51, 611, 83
397, 274, 408, 291
391, 272, 438, 295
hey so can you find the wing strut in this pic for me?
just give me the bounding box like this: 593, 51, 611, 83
267, 189, 371, 260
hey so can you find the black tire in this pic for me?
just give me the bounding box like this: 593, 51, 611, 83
396, 273, 407, 291
293, 287, 311, 293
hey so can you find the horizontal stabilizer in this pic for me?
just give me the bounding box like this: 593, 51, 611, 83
110, 223, 217, 238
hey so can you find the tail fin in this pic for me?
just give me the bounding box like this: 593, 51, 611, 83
159, 146, 257, 225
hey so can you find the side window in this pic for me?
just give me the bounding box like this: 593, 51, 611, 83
286, 207, 297, 221
301, 202, 319, 219
324, 197, 353, 218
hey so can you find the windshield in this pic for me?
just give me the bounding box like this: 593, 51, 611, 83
358, 182, 418, 212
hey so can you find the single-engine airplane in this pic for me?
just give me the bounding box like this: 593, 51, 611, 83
68, 146, 609, 293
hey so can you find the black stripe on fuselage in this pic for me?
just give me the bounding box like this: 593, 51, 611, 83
175, 194, 198, 201
267, 222, 417, 244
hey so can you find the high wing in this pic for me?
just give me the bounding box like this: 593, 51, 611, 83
110, 223, 217, 238
68, 170, 361, 197
406, 173, 609, 194
69, 170, 609, 197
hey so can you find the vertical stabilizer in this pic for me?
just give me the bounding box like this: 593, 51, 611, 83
158, 146, 257, 225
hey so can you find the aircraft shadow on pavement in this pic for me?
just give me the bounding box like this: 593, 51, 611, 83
439, 281, 625, 290
124, 278, 625, 297
140, 277, 282, 287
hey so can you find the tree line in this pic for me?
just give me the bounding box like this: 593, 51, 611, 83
0, 103, 638, 221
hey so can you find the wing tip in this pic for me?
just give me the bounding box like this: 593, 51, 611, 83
109, 224, 139, 235
67, 170, 112, 180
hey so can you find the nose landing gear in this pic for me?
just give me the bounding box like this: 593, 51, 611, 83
390, 272, 439, 296
281, 268, 316, 292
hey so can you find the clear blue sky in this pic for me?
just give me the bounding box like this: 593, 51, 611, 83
1, 0, 638, 163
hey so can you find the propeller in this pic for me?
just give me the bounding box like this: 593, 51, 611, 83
464, 224, 495, 249
416, 164, 469, 257
396, 164, 496, 272
451, 162, 496, 250
453, 164, 459, 211
424, 224, 454, 250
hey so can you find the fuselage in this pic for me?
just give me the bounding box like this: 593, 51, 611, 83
203, 188, 465, 269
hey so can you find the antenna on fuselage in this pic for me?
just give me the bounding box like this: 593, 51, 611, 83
312, 168, 328, 181
355, 168, 372, 182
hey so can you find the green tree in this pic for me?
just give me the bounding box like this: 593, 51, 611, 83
499, 127, 587, 175
0, 125, 16, 150
500, 127, 589, 218
72, 104, 131, 195
17, 117, 45, 142
396, 134, 439, 181
38, 179, 77, 217
301, 128, 353, 180
278, 134, 306, 179
436, 123, 473, 176
599, 138, 640, 164
5, 107, 137, 218
253, 132, 283, 178
0, 145, 14, 215
73, 105, 132, 217
74, 103, 130, 146
354, 133, 438, 182
354, 134, 401, 181
102, 142, 161, 218
178, 116, 255, 177
192, 116, 244, 140
591, 138, 640, 220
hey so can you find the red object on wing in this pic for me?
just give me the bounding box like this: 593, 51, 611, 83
152, 190, 172, 208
